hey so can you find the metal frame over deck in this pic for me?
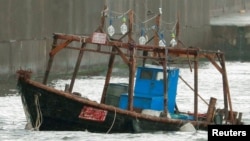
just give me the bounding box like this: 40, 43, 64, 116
40, 8, 236, 124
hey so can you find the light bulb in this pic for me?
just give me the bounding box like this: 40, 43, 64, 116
159, 39, 166, 47
120, 23, 127, 35
107, 25, 115, 36
159, 33, 166, 47
139, 36, 146, 45
170, 38, 177, 47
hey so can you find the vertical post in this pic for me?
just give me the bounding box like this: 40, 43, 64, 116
142, 0, 149, 67
68, 43, 86, 93
43, 35, 57, 85
100, 46, 116, 103
175, 13, 180, 47
128, 10, 133, 42
127, 10, 136, 111
96, 5, 107, 32
153, 14, 160, 57
206, 97, 217, 122
194, 54, 198, 121
220, 54, 234, 124
128, 43, 136, 111
220, 55, 228, 122
161, 46, 169, 117
163, 55, 168, 116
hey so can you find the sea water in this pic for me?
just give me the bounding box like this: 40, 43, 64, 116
0, 61, 249, 141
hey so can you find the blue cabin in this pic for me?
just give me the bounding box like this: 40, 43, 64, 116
119, 65, 179, 113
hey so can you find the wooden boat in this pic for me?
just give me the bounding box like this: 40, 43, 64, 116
16, 8, 244, 133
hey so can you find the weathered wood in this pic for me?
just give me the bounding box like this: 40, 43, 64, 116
206, 97, 217, 122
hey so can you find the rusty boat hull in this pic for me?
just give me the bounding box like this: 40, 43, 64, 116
18, 76, 206, 133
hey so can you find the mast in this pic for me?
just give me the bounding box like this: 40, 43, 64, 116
127, 10, 136, 111
43, 35, 58, 85
100, 5, 115, 104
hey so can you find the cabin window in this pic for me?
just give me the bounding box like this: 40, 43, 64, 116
140, 70, 153, 80
156, 71, 164, 81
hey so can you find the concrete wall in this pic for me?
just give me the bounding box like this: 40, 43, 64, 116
0, 0, 106, 79
1, 0, 250, 80
209, 0, 249, 17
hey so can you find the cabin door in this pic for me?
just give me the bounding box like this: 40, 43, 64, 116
150, 71, 164, 96
134, 68, 164, 96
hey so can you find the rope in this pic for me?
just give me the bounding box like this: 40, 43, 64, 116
142, 15, 158, 24
109, 9, 131, 16
106, 107, 116, 134
179, 75, 209, 106
33, 93, 43, 131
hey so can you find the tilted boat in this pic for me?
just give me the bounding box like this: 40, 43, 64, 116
16, 8, 244, 133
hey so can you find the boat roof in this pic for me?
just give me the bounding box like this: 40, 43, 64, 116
210, 11, 250, 27
143, 64, 177, 70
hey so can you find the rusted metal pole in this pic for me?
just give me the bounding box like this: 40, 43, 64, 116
127, 10, 135, 111
163, 55, 168, 116
68, 43, 86, 93
194, 54, 198, 121
128, 10, 133, 42
220, 54, 234, 124
128, 42, 136, 111
100, 46, 116, 104
43, 35, 57, 85
175, 12, 180, 48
